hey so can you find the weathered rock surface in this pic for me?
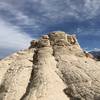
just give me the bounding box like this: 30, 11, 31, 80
0, 31, 100, 100
0, 49, 34, 100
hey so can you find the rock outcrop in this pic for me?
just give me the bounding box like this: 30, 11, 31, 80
0, 31, 100, 100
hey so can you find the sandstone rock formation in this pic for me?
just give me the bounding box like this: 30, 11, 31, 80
0, 31, 100, 100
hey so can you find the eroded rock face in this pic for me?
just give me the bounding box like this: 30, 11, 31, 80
29, 31, 80, 49
0, 49, 34, 100
0, 31, 100, 100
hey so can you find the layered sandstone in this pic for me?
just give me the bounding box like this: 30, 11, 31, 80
0, 31, 100, 100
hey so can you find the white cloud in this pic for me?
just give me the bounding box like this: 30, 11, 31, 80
0, 2, 33, 25
1, 0, 100, 25
76, 27, 100, 36
0, 19, 32, 50
83, 0, 100, 19
0, 0, 100, 29
94, 48, 100, 51
0, 18, 33, 58
30, 0, 100, 21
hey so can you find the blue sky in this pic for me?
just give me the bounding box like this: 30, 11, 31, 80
0, 0, 100, 58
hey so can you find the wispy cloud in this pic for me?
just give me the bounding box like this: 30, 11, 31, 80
0, 19, 33, 49
1, 0, 100, 28
0, 19, 32, 58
